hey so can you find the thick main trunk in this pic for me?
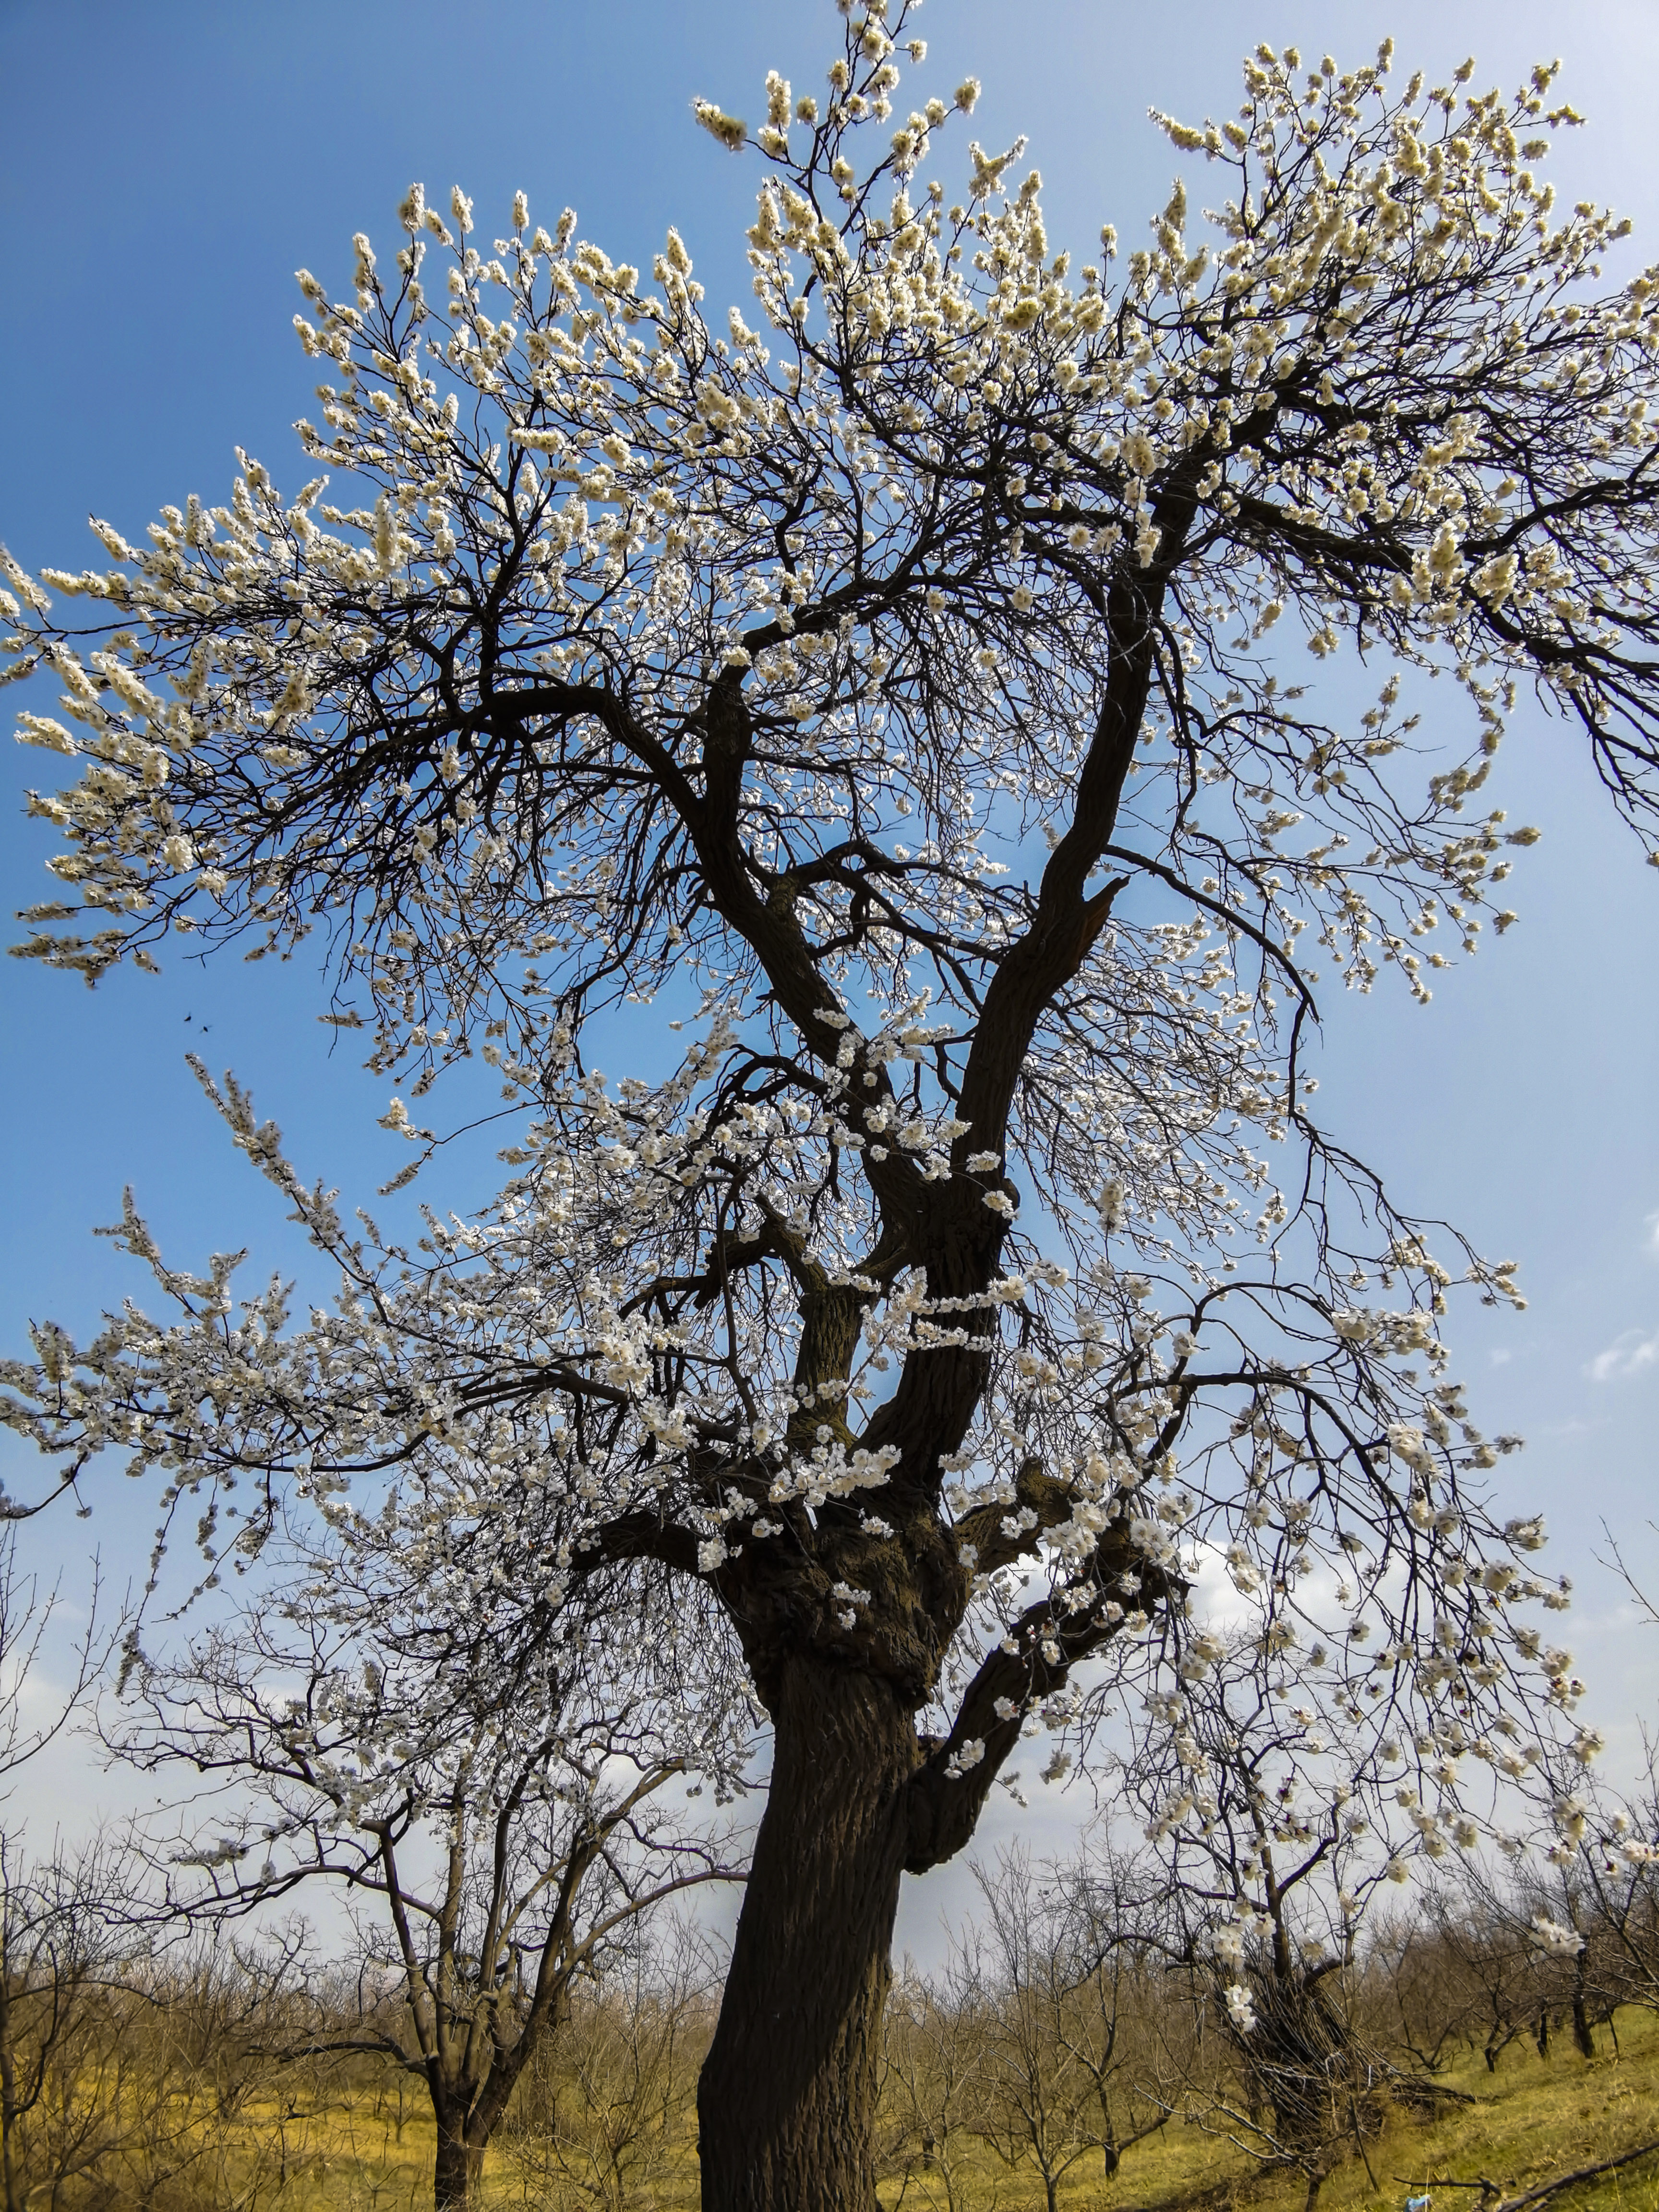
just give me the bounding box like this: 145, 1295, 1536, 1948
697, 1655, 919, 2211
433, 2123, 483, 2212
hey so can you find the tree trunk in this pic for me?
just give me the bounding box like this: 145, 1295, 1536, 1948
1571, 1948, 1596, 2058
0, 1988, 21, 2212
433, 2122, 483, 2211
697, 1654, 918, 2211
1100, 2097, 1121, 2178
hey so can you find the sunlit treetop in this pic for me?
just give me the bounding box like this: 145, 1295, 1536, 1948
6, 12, 1656, 1043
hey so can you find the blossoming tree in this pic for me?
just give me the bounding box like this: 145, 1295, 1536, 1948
5, 5, 1659, 2203
93, 1165, 748, 2211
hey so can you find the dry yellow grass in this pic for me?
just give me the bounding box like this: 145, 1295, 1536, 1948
867, 2006, 1659, 2212
172, 2009, 1659, 2211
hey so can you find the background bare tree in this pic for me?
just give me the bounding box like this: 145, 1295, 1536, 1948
500, 1915, 716, 2212
0, 1528, 124, 2212
879, 1952, 995, 2212
110, 1467, 745, 2212
962, 1843, 1177, 2212
1022, 1841, 1182, 2184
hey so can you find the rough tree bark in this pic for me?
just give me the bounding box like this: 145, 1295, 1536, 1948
432, 2122, 485, 2212
695, 1502, 1166, 2210
697, 1659, 919, 2212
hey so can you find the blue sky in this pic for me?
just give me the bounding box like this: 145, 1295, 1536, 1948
2, 0, 1657, 1937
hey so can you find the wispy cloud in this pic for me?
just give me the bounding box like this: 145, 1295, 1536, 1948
1647, 1209, 1659, 1259
1588, 1327, 1659, 1384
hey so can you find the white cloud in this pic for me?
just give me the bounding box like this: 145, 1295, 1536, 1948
1489, 1347, 1513, 1367
1185, 1540, 1261, 1633
1184, 1539, 1408, 1642
1588, 1327, 1659, 1384
1647, 1209, 1659, 1259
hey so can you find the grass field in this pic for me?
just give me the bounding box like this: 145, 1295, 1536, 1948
1004, 2006, 1659, 2212
207, 2007, 1659, 2211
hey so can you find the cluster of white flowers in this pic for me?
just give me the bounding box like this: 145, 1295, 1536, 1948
1529, 1911, 1584, 1958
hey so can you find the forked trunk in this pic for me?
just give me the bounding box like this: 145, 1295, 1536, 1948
433, 2122, 483, 2212
697, 1654, 918, 2211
